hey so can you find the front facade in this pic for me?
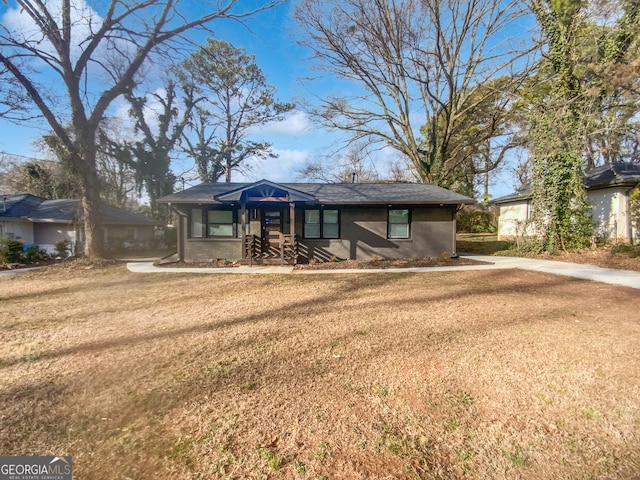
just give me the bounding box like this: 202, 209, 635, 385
494, 163, 640, 242
159, 180, 473, 264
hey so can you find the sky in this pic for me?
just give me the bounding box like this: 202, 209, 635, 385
0, 0, 524, 199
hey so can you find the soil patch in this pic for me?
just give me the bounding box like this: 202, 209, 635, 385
294, 255, 489, 270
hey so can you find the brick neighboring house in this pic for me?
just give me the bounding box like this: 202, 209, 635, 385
158, 179, 474, 265
493, 162, 640, 242
0, 194, 161, 253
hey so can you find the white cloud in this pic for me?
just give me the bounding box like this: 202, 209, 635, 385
2, 0, 104, 63
254, 110, 314, 137
236, 148, 311, 183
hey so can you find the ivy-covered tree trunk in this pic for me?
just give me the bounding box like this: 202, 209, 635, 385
529, 0, 593, 252
529, 0, 639, 251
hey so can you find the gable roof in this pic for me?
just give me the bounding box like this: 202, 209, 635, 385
1, 193, 44, 218
158, 180, 473, 206
215, 179, 317, 203
584, 162, 640, 189
492, 162, 640, 205
0, 194, 160, 226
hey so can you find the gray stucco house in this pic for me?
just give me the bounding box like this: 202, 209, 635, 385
1, 194, 161, 253
158, 180, 473, 265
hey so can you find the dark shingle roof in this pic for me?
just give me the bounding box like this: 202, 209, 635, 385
0, 194, 160, 225
0, 193, 44, 218
158, 180, 473, 205
492, 162, 640, 205
584, 162, 640, 189
27, 199, 79, 222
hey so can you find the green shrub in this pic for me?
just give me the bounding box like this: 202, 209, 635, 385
456, 206, 497, 233
1, 239, 25, 263
54, 239, 72, 258
23, 244, 48, 263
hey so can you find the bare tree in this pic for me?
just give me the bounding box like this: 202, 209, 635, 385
0, 63, 32, 120
0, 0, 280, 258
295, 0, 531, 189
296, 144, 381, 183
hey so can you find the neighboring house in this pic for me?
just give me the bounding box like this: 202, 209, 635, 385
0, 194, 161, 253
158, 179, 473, 265
494, 162, 640, 241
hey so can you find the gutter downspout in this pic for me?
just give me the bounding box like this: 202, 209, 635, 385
451, 204, 463, 258
172, 203, 186, 263
626, 183, 640, 244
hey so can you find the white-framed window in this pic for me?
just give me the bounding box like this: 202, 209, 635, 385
388, 208, 410, 239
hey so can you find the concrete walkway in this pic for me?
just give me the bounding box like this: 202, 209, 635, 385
0, 266, 43, 278
126, 255, 640, 289
462, 255, 640, 289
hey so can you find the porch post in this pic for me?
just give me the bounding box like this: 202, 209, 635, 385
241, 203, 247, 260
289, 202, 297, 265
289, 202, 295, 235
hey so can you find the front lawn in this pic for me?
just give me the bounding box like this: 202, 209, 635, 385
1, 264, 639, 479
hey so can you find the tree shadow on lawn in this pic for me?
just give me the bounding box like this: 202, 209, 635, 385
0, 269, 592, 371
2, 269, 639, 478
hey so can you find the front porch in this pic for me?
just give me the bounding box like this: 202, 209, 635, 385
242, 232, 298, 266
218, 181, 315, 266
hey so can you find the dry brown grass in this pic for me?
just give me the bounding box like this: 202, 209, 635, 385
1, 264, 639, 479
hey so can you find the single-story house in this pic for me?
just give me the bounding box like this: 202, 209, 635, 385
0, 193, 161, 254
158, 179, 474, 265
494, 162, 640, 241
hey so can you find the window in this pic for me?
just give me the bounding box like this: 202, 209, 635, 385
304, 210, 321, 238
190, 208, 235, 238
322, 209, 339, 238
208, 210, 234, 237
388, 209, 410, 239
304, 209, 339, 239
191, 208, 204, 238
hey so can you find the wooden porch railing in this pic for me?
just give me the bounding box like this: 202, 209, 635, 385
243, 233, 298, 266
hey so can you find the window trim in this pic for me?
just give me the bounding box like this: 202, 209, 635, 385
387, 208, 411, 239
189, 207, 237, 239
303, 208, 340, 239
190, 208, 205, 238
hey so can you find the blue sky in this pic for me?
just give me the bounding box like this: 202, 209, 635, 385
0, 0, 522, 198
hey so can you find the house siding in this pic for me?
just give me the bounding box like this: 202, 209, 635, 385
33, 223, 76, 253
297, 206, 455, 261
497, 200, 532, 240
105, 225, 156, 245
588, 188, 630, 241
497, 188, 635, 242
179, 204, 457, 262
1, 219, 34, 243
184, 238, 243, 262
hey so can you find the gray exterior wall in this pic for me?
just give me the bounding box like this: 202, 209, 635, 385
296, 206, 455, 261
33, 222, 76, 254
105, 225, 156, 244
179, 204, 456, 262
184, 238, 243, 262
0, 219, 34, 243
